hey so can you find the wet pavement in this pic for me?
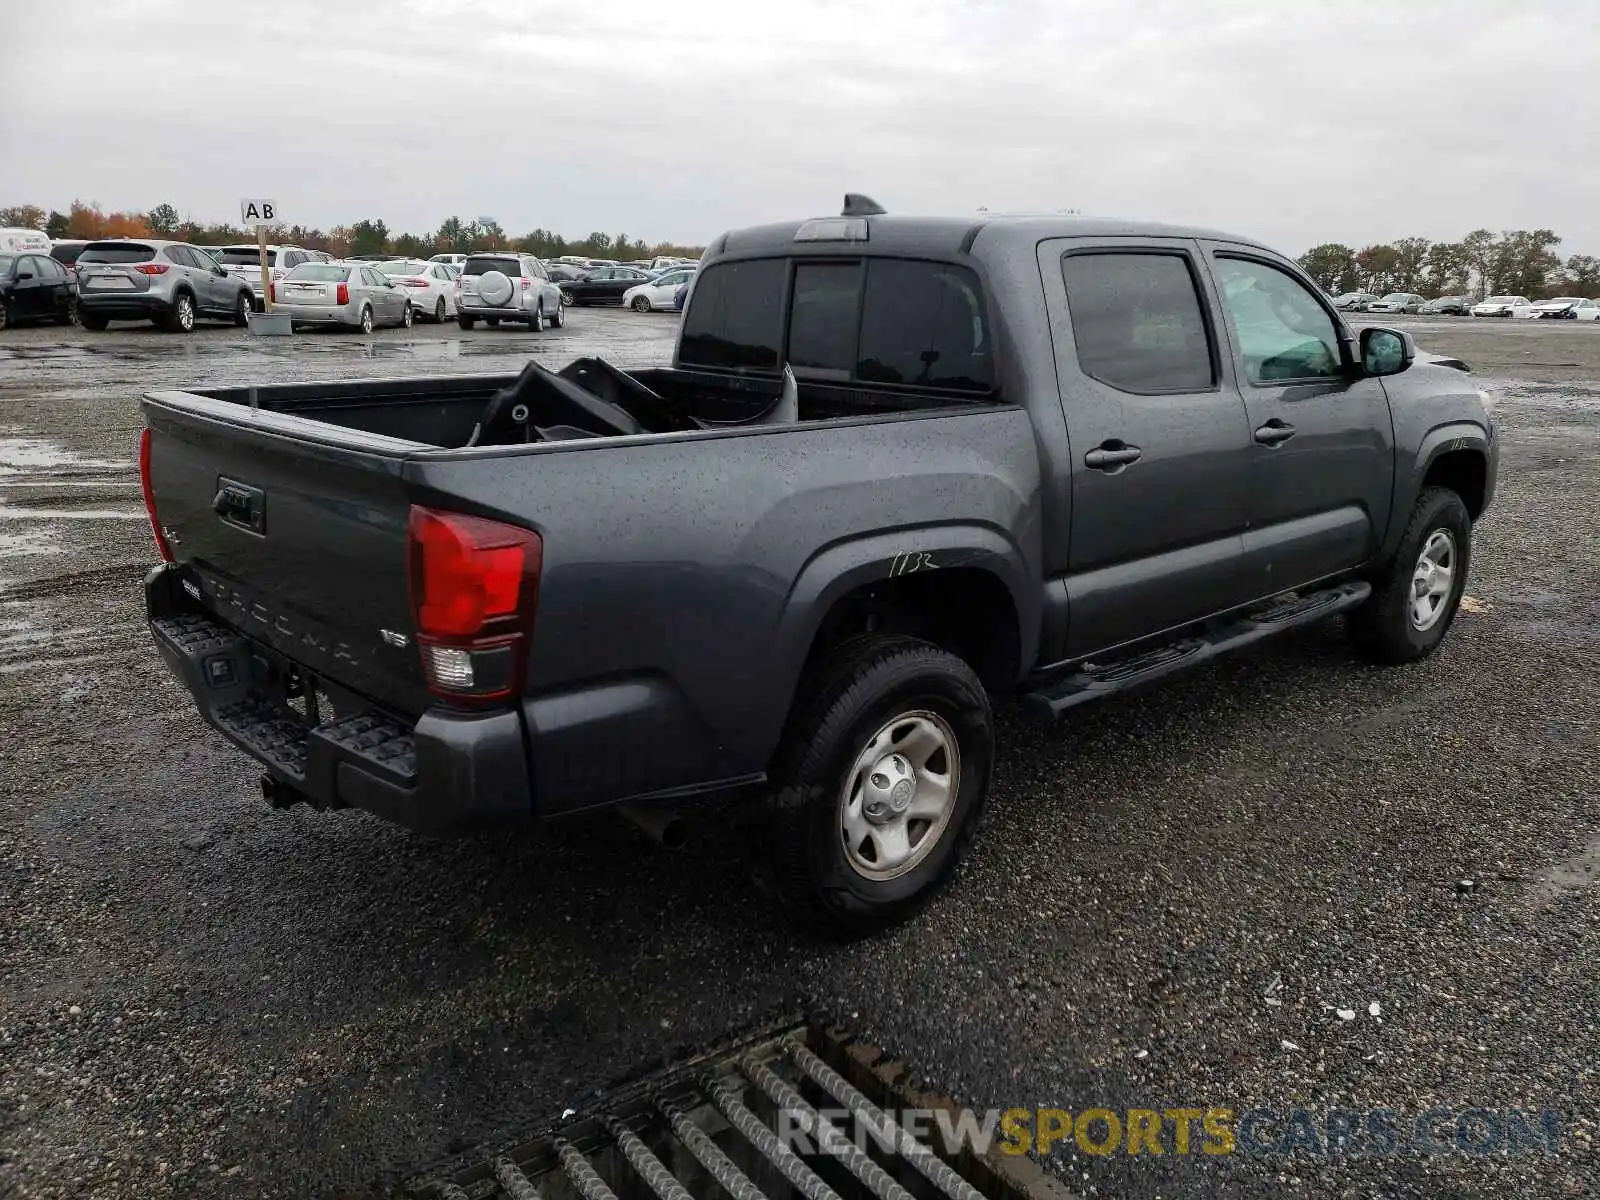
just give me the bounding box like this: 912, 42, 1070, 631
0, 311, 1597, 1199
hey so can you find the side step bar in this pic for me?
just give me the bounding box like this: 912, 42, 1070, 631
1022, 580, 1371, 720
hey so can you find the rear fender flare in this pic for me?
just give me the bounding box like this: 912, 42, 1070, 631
761, 524, 1037, 735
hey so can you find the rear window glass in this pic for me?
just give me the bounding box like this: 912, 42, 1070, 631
788, 263, 862, 376
856, 260, 991, 392
463, 257, 520, 276
79, 242, 156, 264
0, 255, 13, 273
217, 247, 276, 266
1060, 252, 1214, 394
286, 264, 351, 282
50, 244, 86, 265
382, 261, 431, 275
679, 259, 787, 370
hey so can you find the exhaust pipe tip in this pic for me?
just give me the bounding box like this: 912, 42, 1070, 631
617, 802, 689, 850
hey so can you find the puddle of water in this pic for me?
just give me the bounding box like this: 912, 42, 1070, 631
0, 436, 133, 477
0, 528, 66, 557
0, 505, 143, 520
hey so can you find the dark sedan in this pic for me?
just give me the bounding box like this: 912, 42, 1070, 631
1419, 295, 1472, 315
0, 251, 77, 330
559, 265, 658, 306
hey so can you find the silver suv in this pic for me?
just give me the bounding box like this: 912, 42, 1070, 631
456, 253, 565, 331
212, 244, 318, 306
77, 240, 254, 332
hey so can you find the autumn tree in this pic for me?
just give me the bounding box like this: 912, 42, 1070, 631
146, 203, 181, 236
0, 204, 47, 230
1297, 243, 1361, 294
1390, 237, 1432, 293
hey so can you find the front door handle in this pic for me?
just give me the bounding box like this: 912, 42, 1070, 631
1084, 441, 1143, 471
1254, 420, 1296, 446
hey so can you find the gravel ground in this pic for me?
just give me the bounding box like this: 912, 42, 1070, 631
0, 312, 1596, 1199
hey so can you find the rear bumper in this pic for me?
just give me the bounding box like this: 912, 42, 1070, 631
145, 564, 533, 831
278, 303, 360, 326
79, 293, 169, 319
458, 299, 535, 321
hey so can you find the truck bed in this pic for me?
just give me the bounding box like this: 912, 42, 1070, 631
189, 359, 991, 449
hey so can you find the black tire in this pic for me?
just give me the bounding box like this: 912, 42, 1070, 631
529, 302, 544, 331
358, 305, 373, 334
550, 302, 565, 329
434, 298, 446, 323
457, 315, 476, 330
1348, 486, 1473, 664
486, 317, 500, 328
760, 635, 994, 938
401, 303, 414, 329
163, 291, 196, 333
80, 310, 108, 331
0, 300, 10, 332
631, 295, 652, 313
233, 290, 252, 327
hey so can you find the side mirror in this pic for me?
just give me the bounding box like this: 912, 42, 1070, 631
1361, 327, 1415, 377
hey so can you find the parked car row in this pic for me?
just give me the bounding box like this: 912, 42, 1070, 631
1331, 288, 1600, 320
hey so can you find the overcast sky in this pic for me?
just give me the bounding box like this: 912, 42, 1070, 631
5, 0, 1597, 256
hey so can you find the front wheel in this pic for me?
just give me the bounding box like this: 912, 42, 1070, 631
1348, 486, 1473, 663
759, 635, 994, 937
164, 292, 196, 333
550, 302, 565, 329
631, 295, 652, 313
234, 290, 252, 326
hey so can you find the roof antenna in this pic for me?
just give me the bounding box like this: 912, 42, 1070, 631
841, 194, 886, 217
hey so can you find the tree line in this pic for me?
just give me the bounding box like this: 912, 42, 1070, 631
1297, 230, 1598, 300
0, 201, 706, 263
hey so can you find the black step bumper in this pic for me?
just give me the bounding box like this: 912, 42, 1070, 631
145, 565, 533, 832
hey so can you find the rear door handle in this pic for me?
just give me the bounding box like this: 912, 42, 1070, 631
1084, 442, 1143, 471
1254, 420, 1296, 446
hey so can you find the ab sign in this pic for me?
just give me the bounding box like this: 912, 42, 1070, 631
240, 199, 279, 226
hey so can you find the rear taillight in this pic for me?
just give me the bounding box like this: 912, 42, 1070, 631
138, 428, 173, 563
407, 506, 542, 703
403, 277, 428, 287
133, 263, 169, 275
336, 283, 349, 305
520, 277, 531, 288
268, 281, 275, 302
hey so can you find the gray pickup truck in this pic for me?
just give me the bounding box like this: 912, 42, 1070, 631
140, 198, 1498, 934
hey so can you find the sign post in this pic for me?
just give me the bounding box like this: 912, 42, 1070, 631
240, 199, 278, 313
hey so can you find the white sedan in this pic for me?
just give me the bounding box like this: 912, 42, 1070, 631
1573, 297, 1600, 322
621, 267, 697, 312
379, 259, 458, 323
1470, 295, 1534, 318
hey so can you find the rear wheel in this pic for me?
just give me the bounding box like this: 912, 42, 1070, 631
163, 292, 196, 333
529, 302, 544, 331
358, 305, 374, 334
401, 303, 414, 329
457, 315, 476, 330
0, 300, 9, 331
234, 290, 252, 326
80, 310, 108, 331
631, 295, 652, 313
758, 635, 994, 937
486, 317, 500, 328
434, 297, 446, 323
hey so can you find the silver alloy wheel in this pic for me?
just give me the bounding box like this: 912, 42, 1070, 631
1409, 528, 1457, 631
838, 709, 960, 882
402, 303, 413, 328
360, 306, 373, 334
177, 295, 194, 330
435, 297, 446, 323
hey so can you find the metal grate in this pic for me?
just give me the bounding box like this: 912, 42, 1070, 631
409, 1021, 1075, 1200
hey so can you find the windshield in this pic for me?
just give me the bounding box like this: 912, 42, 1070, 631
1380, 294, 1410, 303
1542, 297, 1581, 304
217, 247, 276, 266
285, 264, 351, 282
381, 261, 431, 276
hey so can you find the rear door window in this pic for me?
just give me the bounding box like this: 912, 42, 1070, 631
79, 242, 157, 265
679, 258, 786, 370
1060, 252, 1216, 393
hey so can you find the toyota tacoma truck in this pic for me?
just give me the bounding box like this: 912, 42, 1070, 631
139, 197, 1498, 935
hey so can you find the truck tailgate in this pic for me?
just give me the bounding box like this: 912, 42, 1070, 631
143, 393, 432, 715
